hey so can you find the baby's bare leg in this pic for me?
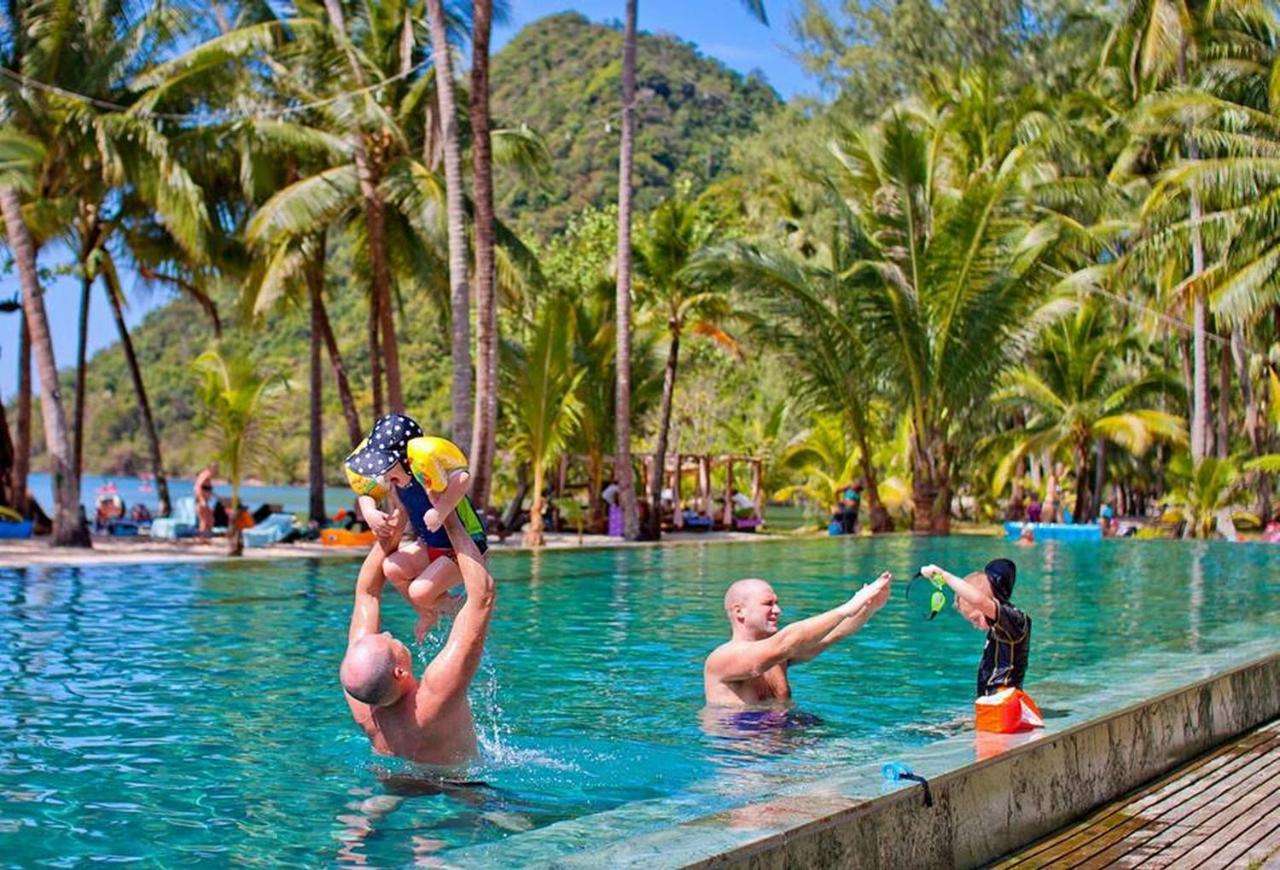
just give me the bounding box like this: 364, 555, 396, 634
408, 556, 464, 641
383, 542, 432, 609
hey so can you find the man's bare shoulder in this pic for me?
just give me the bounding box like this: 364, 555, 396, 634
704, 637, 750, 677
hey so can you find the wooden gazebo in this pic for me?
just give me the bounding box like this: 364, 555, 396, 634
553, 452, 765, 530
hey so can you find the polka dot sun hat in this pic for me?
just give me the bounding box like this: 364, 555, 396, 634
344, 413, 425, 478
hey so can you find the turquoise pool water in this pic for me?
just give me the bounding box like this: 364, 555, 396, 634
1, 537, 1275, 865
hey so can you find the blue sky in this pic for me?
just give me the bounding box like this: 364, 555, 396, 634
0, 1, 819, 400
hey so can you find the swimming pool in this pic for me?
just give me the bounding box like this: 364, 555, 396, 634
1, 537, 1275, 865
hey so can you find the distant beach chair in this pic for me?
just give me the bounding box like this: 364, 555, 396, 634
0, 506, 33, 539
150, 497, 199, 540
242, 513, 297, 548
681, 511, 713, 531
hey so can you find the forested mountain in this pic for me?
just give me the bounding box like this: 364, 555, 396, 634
491, 12, 780, 238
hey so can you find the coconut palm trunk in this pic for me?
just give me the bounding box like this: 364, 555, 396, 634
851, 423, 892, 532
1072, 440, 1089, 522
101, 255, 171, 518
315, 278, 362, 448
0, 186, 88, 546
0, 391, 13, 511
1092, 437, 1107, 519
1177, 46, 1211, 463
524, 462, 547, 547
1217, 341, 1230, 460
360, 159, 403, 414
614, 0, 641, 540
426, 0, 473, 449
73, 265, 92, 483
644, 325, 679, 540
470, 0, 498, 511
911, 423, 950, 534
323, 0, 399, 415
368, 292, 384, 417
13, 314, 30, 511
307, 254, 327, 525
72, 216, 103, 483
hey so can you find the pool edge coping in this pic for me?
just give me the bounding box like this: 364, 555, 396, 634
676, 650, 1280, 868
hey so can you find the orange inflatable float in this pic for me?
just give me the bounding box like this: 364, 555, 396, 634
321, 528, 377, 547
975, 687, 1044, 734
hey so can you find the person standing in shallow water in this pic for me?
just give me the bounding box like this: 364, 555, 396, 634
703, 573, 892, 706
340, 508, 496, 766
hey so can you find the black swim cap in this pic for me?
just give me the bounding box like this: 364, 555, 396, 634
984, 559, 1016, 602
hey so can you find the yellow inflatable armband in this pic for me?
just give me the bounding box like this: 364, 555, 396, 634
406, 436, 469, 492
344, 438, 388, 501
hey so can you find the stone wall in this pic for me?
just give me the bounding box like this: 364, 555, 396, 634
696, 653, 1279, 869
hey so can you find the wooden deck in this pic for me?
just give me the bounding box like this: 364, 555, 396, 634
995, 719, 1280, 869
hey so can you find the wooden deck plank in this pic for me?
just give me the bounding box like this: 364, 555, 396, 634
1139, 780, 1280, 868
1074, 754, 1280, 869
1033, 745, 1280, 868
996, 720, 1280, 870
1226, 819, 1280, 869
998, 726, 1280, 869
997, 731, 1280, 869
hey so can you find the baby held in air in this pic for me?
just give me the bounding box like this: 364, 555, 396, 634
345, 414, 488, 640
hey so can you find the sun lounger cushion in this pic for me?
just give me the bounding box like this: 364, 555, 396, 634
242, 513, 297, 548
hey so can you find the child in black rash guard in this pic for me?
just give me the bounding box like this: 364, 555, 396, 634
918, 559, 1031, 698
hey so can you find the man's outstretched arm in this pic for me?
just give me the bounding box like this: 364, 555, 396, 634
347, 525, 403, 648
418, 512, 495, 708
706, 589, 871, 683
790, 573, 892, 664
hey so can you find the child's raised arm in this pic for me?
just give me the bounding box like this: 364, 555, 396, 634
424, 469, 471, 533
920, 564, 997, 621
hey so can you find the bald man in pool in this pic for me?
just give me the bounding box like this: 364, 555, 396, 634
340, 508, 495, 766
703, 573, 892, 707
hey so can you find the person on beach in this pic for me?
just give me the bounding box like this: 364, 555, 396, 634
194, 463, 219, 540
340, 509, 496, 766
703, 573, 892, 706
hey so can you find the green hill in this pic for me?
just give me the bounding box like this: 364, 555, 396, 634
491, 12, 781, 238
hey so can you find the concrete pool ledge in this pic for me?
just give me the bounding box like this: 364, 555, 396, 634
447, 647, 1279, 869
665, 653, 1279, 869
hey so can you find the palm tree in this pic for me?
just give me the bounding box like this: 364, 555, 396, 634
0, 135, 88, 546
612, 0, 769, 541
614, 0, 642, 540
1104, 0, 1267, 463
501, 299, 584, 547
704, 230, 895, 532
773, 414, 861, 525
1163, 455, 1248, 538
568, 282, 663, 531
633, 192, 740, 539
191, 349, 287, 556
824, 94, 1056, 533
421, 0, 472, 445
991, 300, 1187, 520
470, 0, 498, 513
243, 229, 340, 524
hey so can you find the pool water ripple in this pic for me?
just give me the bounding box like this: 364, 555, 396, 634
0, 537, 1276, 864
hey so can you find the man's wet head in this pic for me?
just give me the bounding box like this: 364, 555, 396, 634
340, 632, 414, 706
724, 578, 781, 638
